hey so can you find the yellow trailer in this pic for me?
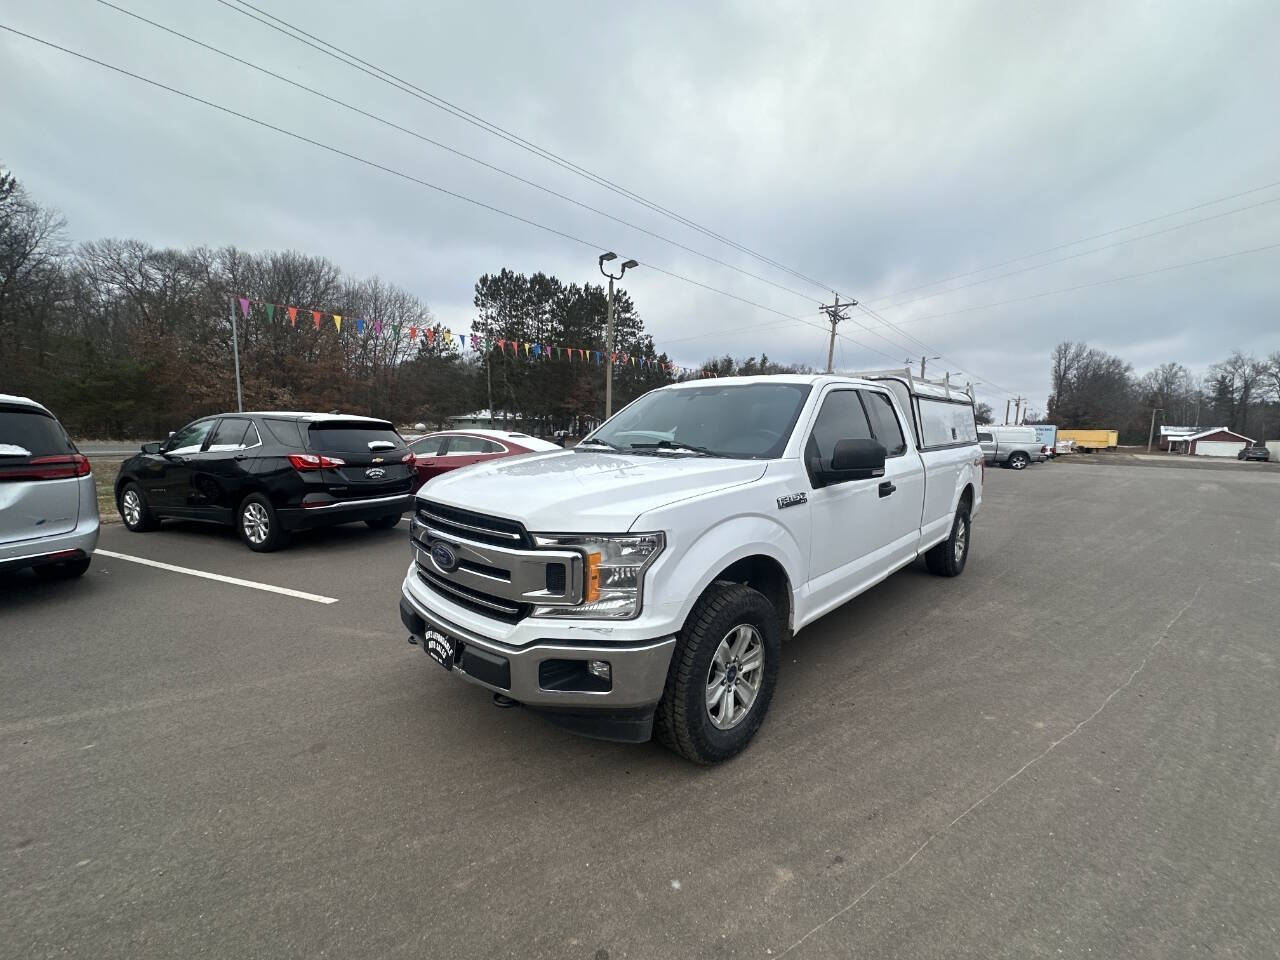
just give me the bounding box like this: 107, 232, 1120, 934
1059, 428, 1118, 452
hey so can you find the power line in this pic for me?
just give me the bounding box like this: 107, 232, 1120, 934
211, 0, 834, 293
866, 178, 1280, 303
95, 0, 825, 307
0, 24, 905, 366
102, 1, 945, 371
873, 194, 1280, 312
869, 239, 1280, 328
205, 1, 1024, 394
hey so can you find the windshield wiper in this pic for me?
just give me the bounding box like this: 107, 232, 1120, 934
629, 440, 717, 456
575, 437, 623, 451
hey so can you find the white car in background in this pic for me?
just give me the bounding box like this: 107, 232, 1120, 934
0, 395, 100, 580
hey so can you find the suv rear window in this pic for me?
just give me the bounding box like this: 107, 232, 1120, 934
0, 407, 76, 458
306, 421, 404, 452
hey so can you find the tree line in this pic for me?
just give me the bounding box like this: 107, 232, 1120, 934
1045, 341, 1280, 443
0, 168, 675, 438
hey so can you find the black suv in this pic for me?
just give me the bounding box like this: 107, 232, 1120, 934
115, 412, 417, 551
1237, 444, 1270, 462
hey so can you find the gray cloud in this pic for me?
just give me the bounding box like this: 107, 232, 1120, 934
3, 0, 1278, 408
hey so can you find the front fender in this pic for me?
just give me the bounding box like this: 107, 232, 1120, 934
643, 512, 805, 633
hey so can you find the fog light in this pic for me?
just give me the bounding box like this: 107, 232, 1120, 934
587, 659, 611, 681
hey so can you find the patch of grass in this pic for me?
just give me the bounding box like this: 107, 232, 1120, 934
91, 457, 125, 524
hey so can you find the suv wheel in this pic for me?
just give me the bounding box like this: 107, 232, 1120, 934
655, 582, 781, 764
119, 482, 159, 531
238, 494, 288, 552
365, 514, 402, 530
926, 504, 971, 577
1007, 451, 1030, 470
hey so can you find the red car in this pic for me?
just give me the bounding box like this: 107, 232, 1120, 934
407, 429, 561, 484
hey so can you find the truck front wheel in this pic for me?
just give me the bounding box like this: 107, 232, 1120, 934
655, 582, 782, 764
926, 505, 971, 577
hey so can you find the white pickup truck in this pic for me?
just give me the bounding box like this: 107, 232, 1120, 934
400, 372, 983, 763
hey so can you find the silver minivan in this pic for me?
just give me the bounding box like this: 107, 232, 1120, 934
0, 395, 99, 579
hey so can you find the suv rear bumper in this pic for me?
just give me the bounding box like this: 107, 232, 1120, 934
399, 589, 676, 739
279, 493, 413, 531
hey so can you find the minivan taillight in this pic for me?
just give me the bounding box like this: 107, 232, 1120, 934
0, 454, 92, 481
287, 453, 346, 471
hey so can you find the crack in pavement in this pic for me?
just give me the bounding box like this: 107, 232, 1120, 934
774, 582, 1206, 958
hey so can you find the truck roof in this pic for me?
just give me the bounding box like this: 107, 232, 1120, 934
663, 374, 881, 391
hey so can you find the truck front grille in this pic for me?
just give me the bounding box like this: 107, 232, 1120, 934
415, 566, 528, 624
417, 501, 529, 548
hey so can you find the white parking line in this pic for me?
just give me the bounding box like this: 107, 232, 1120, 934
95, 550, 340, 604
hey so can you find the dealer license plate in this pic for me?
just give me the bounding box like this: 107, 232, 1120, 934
423, 629, 456, 671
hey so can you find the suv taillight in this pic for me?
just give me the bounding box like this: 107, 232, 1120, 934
402, 452, 415, 464
1, 454, 92, 481
287, 453, 346, 471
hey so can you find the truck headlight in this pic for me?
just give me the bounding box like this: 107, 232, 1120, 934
531, 533, 665, 619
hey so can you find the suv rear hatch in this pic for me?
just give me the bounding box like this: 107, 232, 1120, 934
0, 404, 87, 544
305, 419, 415, 499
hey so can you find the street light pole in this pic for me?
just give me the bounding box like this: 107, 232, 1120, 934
229, 295, 244, 413
598, 252, 638, 419
604, 274, 615, 417
1147, 407, 1163, 453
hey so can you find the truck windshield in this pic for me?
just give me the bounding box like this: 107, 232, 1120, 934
587, 383, 812, 459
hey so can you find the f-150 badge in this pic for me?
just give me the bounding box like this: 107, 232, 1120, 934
777, 492, 807, 509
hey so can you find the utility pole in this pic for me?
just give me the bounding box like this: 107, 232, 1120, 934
1146, 407, 1163, 453
820, 295, 855, 374
1013, 396, 1025, 424
1004, 400, 1012, 425
598, 252, 638, 419
229, 296, 244, 413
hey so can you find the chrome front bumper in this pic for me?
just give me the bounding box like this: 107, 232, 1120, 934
399, 587, 676, 710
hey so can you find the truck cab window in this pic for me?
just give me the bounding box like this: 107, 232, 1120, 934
806, 390, 873, 480
860, 391, 907, 456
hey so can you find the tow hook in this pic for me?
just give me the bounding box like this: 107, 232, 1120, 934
407, 634, 419, 646
492, 693, 518, 708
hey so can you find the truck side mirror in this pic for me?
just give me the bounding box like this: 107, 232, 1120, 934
141, 442, 162, 454
821, 438, 886, 483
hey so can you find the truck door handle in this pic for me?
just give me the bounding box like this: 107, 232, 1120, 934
878, 481, 896, 498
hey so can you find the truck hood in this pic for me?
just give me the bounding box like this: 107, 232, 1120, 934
418, 450, 767, 533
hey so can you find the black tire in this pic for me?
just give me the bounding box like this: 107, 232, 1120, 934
118, 481, 159, 531
237, 493, 289, 552
33, 556, 92, 580
1007, 451, 1030, 470
364, 513, 403, 530
654, 582, 782, 764
926, 504, 971, 577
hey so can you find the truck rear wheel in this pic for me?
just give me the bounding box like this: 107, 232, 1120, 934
1007, 451, 1029, 470
655, 582, 781, 764
926, 505, 970, 577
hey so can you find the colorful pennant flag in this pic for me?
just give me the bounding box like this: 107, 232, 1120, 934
333, 314, 342, 333
239, 297, 250, 318
312, 310, 321, 330
288, 306, 297, 327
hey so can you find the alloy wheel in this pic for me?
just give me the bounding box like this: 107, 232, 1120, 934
954, 515, 967, 565
242, 502, 270, 545
705, 624, 765, 730
122, 489, 142, 527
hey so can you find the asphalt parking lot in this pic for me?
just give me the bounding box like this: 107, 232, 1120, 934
4, 461, 1279, 959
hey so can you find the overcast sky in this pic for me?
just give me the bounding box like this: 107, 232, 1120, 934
4, 0, 1279, 411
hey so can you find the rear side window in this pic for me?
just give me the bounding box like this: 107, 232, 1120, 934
264, 418, 305, 447
916, 399, 978, 448
307, 421, 404, 453
0, 407, 75, 457
978, 432, 993, 442
860, 391, 907, 457
446, 435, 504, 454
410, 435, 449, 456
807, 390, 873, 465
208, 418, 251, 451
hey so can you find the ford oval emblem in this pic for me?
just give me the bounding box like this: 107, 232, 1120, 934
430, 542, 459, 573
